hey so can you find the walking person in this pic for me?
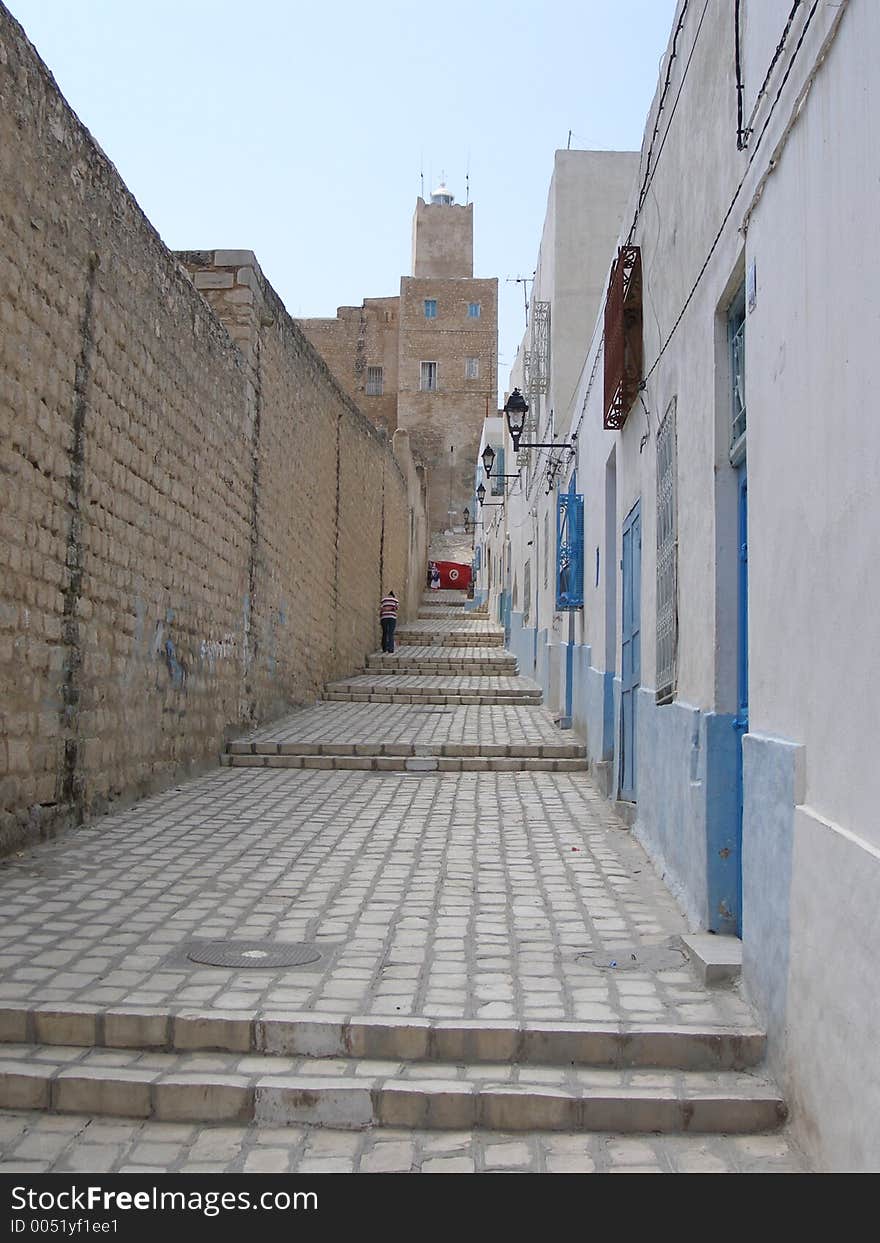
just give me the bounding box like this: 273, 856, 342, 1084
380, 589, 399, 653
429, 561, 441, 590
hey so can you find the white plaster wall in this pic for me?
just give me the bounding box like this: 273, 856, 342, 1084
551, 151, 639, 432
744, 0, 880, 845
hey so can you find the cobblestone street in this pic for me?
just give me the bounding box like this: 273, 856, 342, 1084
0, 591, 804, 1171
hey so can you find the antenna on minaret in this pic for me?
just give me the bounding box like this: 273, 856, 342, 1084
420, 151, 424, 199
466, 152, 470, 205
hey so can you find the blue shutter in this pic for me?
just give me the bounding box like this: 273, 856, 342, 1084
491, 446, 505, 495
556, 477, 584, 609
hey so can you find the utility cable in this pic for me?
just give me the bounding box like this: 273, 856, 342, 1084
741, 1, 804, 146
626, 0, 692, 244
642, 0, 822, 385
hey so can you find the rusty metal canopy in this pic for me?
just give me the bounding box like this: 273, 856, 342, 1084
186, 940, 322, 968
603, 245, 643, 430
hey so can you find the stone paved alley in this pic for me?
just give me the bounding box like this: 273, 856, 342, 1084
0, 590, 807, 1172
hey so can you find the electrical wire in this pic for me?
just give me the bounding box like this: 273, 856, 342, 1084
642, 0, 822, 385
626, 0, 692, 245
741, 1, 804, 146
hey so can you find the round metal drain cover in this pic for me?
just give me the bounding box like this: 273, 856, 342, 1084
187, 940, 322, 969
588, 945, 687, 972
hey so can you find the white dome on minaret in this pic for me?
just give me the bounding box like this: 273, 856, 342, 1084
431, 182, 455, 205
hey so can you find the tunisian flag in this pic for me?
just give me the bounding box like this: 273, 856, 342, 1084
435, 561, 471, 590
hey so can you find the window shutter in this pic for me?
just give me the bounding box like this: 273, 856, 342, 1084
556, 480, 584, 609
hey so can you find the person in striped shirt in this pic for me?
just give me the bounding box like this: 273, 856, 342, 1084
380, 590, 399, 653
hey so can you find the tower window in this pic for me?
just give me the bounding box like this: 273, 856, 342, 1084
366, 366, 383, 396
467, 302, 481, 319
465, 357, 479, 379
424, 299, 437, 319
420, 361, 438, 392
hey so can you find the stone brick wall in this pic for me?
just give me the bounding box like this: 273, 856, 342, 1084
411, 199, 473, 278
297, 298, 399, 438
397, 276, 498, 532
0, 4, 422, 856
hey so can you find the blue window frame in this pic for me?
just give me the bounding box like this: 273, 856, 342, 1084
467, 302, 481, 319
556, 476, 584, 609
424, 299, 437, 319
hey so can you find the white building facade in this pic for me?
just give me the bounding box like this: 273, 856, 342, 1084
475, 0, 879, 1172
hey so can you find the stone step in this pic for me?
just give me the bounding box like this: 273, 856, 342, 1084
221, 754, 588, 773
366, 657, 518, 676
321, 676, 541, 705
421, 594, 467, 606
0, 1006, 768, 1069
396, 630, 505, 647
417, 608, 476, 620
226, 741, 586, 760
0, 1045, 785, 1133
323, 691, 542, 705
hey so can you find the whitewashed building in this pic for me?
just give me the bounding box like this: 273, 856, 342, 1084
475, 0, 880, 1171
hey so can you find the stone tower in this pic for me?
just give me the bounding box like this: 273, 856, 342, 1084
297, 183, 498, 536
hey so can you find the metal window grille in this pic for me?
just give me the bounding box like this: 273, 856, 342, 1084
424, 299, 437, 319
490, 446, 505, 495
465, 356, 479, 379
656, 398, 678, 704
556, 478, 584, 609
524, 301, 550, 397
728, 284, 746, 459
603, 246, 643, 429
366, 366, 383, 396
420, 361, 438, 391
467, 302, 481, 318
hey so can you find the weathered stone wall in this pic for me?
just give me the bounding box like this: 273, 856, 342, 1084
297, 298, 399, 437
411, 199, 473, 278
0, 4, 420, 855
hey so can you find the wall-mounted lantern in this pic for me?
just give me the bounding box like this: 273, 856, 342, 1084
503, 388, 576, 457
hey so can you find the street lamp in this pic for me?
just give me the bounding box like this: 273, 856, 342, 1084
503, 387, 576, 456
481, 442, 521, 481
476, 481, 504, 509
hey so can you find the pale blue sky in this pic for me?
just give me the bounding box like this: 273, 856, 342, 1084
8, 0, 677, 392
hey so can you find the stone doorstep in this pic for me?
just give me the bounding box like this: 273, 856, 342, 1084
0, 1006, 767, 1070
680, 935, 743, 986
220, 755, 587, 772
0, 1056, 786, 1133
225, 741, 586, 759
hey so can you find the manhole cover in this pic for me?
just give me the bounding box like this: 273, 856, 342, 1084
587, 945, 687, 972
186, 941, 322, 969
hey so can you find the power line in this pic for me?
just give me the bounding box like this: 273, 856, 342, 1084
643, 0, 823, 384
741, 0, 804, 147
626, 0, 692, 244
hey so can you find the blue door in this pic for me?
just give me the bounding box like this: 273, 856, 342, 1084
732, 467, 748, 934
620, 500, 641, 800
